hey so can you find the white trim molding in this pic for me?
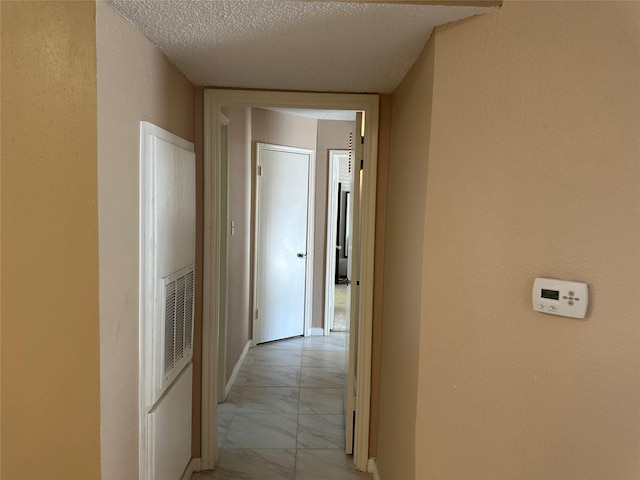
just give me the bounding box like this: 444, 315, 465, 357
180, 458, 201, 480
224, 340, 251, 398
368, 458, 381, 480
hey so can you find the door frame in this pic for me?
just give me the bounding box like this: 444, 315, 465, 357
324, 149, 350, 335
253, 142, 316, 343
202, 89, 379, 472
216, 113, 230, 402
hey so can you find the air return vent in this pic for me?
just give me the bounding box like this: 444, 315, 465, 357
162, 265, 195, 380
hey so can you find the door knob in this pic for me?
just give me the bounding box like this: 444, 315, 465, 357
297, 252, 306, 258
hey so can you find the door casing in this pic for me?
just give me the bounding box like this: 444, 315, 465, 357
324, 149, 351, 335
202, 89, 379, 473
216, 113, 230, 403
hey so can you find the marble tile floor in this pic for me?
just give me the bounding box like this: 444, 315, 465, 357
192, 333, 371, 480
332, 285, 348, 332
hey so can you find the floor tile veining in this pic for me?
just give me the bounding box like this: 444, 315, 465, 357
194, 332, 371, 480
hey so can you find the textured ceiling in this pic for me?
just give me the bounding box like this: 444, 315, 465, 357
107, 1, 496, 93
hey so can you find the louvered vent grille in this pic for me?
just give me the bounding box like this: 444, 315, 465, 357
163, 267, 195, 377
164, 281, 176, 374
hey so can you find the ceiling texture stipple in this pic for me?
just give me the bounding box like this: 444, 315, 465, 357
107, 0, 496, 93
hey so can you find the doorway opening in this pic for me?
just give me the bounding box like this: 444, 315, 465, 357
202, 89, 379, 473
325, 149, 354, 335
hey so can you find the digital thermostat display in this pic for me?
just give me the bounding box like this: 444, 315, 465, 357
532, 277, 589, 319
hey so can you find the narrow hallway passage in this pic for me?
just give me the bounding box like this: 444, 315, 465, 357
331, 284, 348, 332
193, 333, 370, 479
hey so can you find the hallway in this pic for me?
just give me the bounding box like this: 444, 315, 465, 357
193, 333, 370, 479
331, 285, 348, 332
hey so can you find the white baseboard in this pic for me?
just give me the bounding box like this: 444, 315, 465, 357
368, 458, 380, 480
224, 340, 251, 398
180, 457, 201, 480
308, 327, 324, 336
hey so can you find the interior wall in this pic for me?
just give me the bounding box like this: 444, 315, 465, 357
376, 35, 436, 480
1, 1, 101, 477
314, 120, 355, 328
414, 2, 640, 478
251, 108, 318, 151
96, 3, 196, 478
222, 106, 253, 382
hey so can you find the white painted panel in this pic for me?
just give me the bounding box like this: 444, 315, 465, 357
140, 122, 195, 480
148, 365, 193, 480
154, 136, 196, 278
142, 127, 196, 407
255, 144, 313, 344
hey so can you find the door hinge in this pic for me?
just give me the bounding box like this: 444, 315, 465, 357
257, 165, 262, 176
360, 158, 364, 170
255, 308, 259, 319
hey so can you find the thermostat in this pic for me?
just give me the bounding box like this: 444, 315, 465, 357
532, 277, 589, 319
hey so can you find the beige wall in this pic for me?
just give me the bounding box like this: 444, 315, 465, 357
1, 2, 101, 478
96, 2, 196, 478
417, 2, 640, 478
378, 1, 640, 479
376, 35, 436, 480
314, 120, 355, 328
251, 108, 319, 151
222, 106, 253, 382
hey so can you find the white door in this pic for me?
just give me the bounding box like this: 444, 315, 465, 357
254, 143, 315, 344
345, 113, 363, 454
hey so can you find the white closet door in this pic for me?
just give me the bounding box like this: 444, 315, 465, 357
254, 143, 314, 344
